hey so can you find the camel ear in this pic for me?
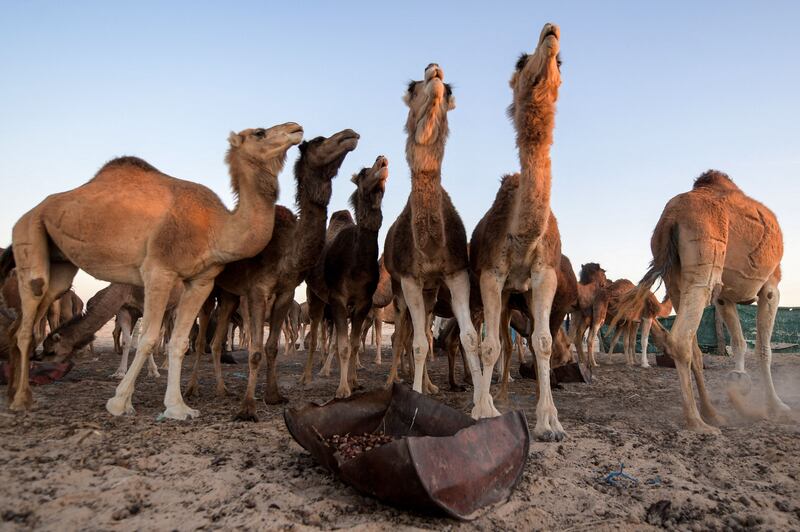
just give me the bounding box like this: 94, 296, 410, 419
447, 95, 456, 111
228, 131, 244, 148
351, 173, 359, 184
298, 141, 309, 154
52, 332, 61, 343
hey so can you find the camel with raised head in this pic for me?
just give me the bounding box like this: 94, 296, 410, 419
383, 63, 481, 398
615, 170, 787, 432
469, 24, 565, 440
0, 122, 303, 418
188, 129, 358, 419
306, 156, 388, 398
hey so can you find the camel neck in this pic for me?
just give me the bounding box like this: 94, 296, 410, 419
221, 163, 279, 260
514, 96, 556, 229
409, 168, 444, 254
293, 198, 329, 275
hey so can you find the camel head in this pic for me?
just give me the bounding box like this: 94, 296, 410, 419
40, 328, 94, 363
403, 64, 455, 169
579, 263, 607, 286
295, 129, 360, 206
226, 122, 304, 196
350, 156, 389, 229
508, 23, 561, 130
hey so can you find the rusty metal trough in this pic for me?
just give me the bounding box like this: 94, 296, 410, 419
519, 360, 592, 384
284, 383, 530, 520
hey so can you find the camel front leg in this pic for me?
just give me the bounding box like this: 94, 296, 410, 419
400, 277, 433, 394
330, 302, 352, 399
495, 308, 513, 403
236, 293, 266, 421
319, 321, 336, 377
529, 266, 564, 441
111, 310, 134, 379
606, 327, 623, 357
348, 303, 371, 393
263, 291, 292, 405
300, 296, 324, 384
209, 293, 237, 396
474, 271, 505, 419
107, 270, 174, 417
639, 318, 653, 368
757, 280, 789, 416
160, 277, 215, 420
587, 318, 604, 367
384, 299, 408, 388
185, 296, 213, 397
373, 317, 383, 365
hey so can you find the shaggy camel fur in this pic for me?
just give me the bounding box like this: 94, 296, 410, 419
616, 170, 787, 432
306, 156, 388, 398
0, 123, 303, 417
190, 129, 358, 419
468, 24, 565, 439
383, 63, 480, 398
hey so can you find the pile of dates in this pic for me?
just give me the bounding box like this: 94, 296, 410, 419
326, 432, 395, 460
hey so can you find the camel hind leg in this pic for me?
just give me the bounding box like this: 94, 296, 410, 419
639, 318, 653, 368
111, 309, 135, 379
757, 278, 789, 416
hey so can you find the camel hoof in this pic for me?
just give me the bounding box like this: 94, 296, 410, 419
640, 363, 651, 369
234, 410, 258, 422
9, 392, 33, 412
374, 357, 382, 365
106, 396, 134, 417
768, 400, 791, 417
184, 383, 198, 398
727, 370, 752, 395
215, 385, 230, 397
471, 395, 502, 419
263, 393, 288, 405
703, 410, 728, 427
534, 428, 566, 442
318, 368, 331, 378
148, 369, 161, 379
687, 420, 721, 435
424, 383, 439, 395
335, 386, 352, 399
162, 404, 200, 420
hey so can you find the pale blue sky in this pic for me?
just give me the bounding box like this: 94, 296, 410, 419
1, 1, 798, 304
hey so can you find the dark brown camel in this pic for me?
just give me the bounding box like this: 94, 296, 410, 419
305, 156, 388, 398
188, 129, 358, 420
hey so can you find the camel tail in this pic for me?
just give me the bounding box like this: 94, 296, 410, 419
610, 224, 679, 332
0, 245, 14, 283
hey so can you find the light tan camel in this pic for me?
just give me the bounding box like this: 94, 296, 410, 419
383, 64, 481, 397
569, 263, 609, 368
189, 129, 358, 419
636, 294, 672, 367
468, 24, 564, 440
616, 170, 787, 432
0, 123, 303, 417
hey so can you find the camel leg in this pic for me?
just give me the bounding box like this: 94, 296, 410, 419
263, 291, 292, 405
587, 319, 603, 368
159, 277, 214, 420
113, 320, 122, 354
185, 296, 214, 397
329, 302, 352, 399
9, 260, 77, 411
606, 327, 623, 356
623, 323, 635, 365
236, 293, 266, 421
400, 277, 432, 394
640, 318, 653, 368
210, 294, 237, 396
373, 317, 383, 365
573, 318, 590, 367
111, 310, 134, 379
106, 271, 175, 416
422, 320, 439, 394
385, 297, 408, 387
474, 271, 506, 419
689, 337, 725, 425
757, 280, 789, 416
669, 279, 719, 433
319, 322, 336, 377
348, 303, 371, 393
528, 267, 564, 441
495, 308, 513, 403
300, 296, 324, 384
443, 271, 481, 400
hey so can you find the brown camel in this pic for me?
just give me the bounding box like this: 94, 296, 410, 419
305, 156, 388, 398
188, 129, 358, 419
383, 63, 480, 398
615, 170, 787, 432
46, 290, 84, 333
569, 263, 609, 367
0, 122, 303, 417
468, 24, 564, 440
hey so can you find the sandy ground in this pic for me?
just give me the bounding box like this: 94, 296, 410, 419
1, 323, 799, 531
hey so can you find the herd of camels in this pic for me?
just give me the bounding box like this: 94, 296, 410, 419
0, 24, 789, 440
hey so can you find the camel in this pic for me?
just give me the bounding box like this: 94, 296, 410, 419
383, 63, 481, 399
283, 300, 302, 356
0, 122, 303, 417
569, 263, 609, 367
295, 301, 309, 350
468, 24, 565, 440
47, 290, 84, 333
188, 129, 358, 419
306, 156, 388, 398
615, 169, 787, 432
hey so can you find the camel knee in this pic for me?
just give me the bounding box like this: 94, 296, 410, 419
460, 328, 479, 354
533, 332, 552, 358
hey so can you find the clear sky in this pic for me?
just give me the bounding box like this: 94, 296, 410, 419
1, 1, 798, 305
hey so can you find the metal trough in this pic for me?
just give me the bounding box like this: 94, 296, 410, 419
284, 383, 530, 520
519, 361, 592, 384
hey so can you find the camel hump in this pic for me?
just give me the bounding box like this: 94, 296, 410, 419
95, 156, 160, 177
692, 169, 740, 192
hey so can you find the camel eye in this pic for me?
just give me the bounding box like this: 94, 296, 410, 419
556, 54, 562, 70
254, 129, 265, 139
